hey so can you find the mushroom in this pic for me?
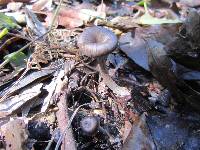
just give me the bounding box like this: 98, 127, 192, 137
80, 116, 100, 136
77, 26, 118, 57
80, 116, 113, 138
77, 26, 130, 97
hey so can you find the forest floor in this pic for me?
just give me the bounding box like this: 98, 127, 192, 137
0, 0, 200, 150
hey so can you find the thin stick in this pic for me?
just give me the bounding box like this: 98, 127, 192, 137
55, 83, 77, 150
7, 32, 32, 41
49, 0, 63, 30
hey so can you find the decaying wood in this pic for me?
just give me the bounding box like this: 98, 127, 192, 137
55, 60, 76, 150
56, 89, 76, 150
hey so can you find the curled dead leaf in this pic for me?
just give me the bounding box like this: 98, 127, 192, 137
32, 0, 52, 11
0, 0, 30, 5
97, 0, 106, 19
123, 113, 156, 150
45, 8, 84, 28
45, 7, 106, 28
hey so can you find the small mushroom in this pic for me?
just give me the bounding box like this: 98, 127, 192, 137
80, 116, 100, 136
80, 116, 112, 138
77, 26, 118, 57
77, 26, 130, 97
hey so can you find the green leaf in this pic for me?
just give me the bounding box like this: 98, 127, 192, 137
0, 13, 21, 29
0, 28, 8, 39
137, 12, 182, 25
136, 0, 150, 6
136, 0, 182, 25
4, 51, 27, 68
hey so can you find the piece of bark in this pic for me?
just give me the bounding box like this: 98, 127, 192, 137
55, 60, 76, 150
122, 113, 156, 150
56, 90, 76, 150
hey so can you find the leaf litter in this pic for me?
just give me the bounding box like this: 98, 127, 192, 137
0, 0, 200, 150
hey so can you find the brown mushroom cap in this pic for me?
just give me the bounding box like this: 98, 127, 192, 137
77, 26, 118, 57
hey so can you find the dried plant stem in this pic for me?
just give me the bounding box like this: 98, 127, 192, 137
49, 0, 63, 30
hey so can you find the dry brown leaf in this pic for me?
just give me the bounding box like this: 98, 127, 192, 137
45, 13, 83, 29
123, 113, 156, 150
111, 16, 139, 29
97, 0, 106, 19
7, 2, 23, 11
32, 0, 52, 11
122, 120, 133, 143
0, 83, 42, 117
45, 8, 84, 28
41, 69, 66, 112
74, 1, 95, 10
0, 0, 30, 5
45, 6, 106, 28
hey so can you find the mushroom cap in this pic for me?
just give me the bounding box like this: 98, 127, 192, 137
77, 26, 118, 57
80, 116, 99, 136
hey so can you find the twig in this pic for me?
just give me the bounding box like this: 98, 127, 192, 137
44, 128, 62, 150
49, 0, 63, 30
7, 32, 32, 41
55, 87, 77, 150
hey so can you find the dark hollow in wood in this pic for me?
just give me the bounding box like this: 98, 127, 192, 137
77, 26, 118, 57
